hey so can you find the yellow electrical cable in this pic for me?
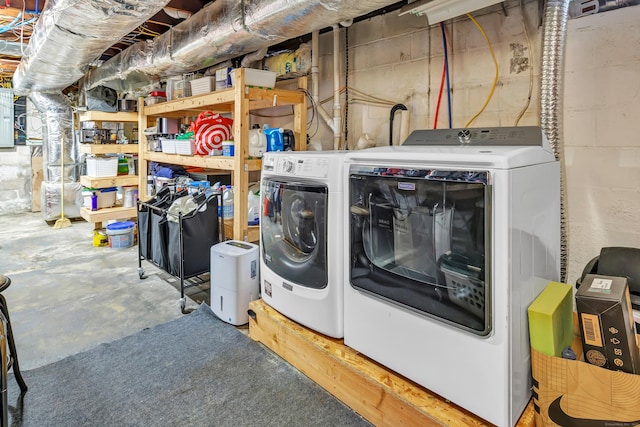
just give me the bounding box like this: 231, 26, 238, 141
464, 13, 499, 128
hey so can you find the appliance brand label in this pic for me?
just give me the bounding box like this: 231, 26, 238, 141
264, 280, 272, 297
283, 282, 293, 291
398, 182, 415, 191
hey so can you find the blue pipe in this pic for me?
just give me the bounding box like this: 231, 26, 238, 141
441, 22, 452, 129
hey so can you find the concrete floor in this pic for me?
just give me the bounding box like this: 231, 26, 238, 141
0, 212, 211, 371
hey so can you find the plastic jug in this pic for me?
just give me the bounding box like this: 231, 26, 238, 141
247, 188, 260, 225
248, 128, 267, 158
263, 125, 284, 152
221, 186, 234, 219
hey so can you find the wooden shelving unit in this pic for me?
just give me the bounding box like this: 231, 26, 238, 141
137, 68, 307, 242
78, 112, 139, 228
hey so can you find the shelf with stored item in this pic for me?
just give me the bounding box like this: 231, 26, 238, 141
78, 111, 140, 228
137, 68, 308, 242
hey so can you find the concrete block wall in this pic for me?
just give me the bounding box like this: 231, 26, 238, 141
564, 6, 640, 283
0, 145, 33, 213
311, 0, 541, 150
310, 1, 640, 283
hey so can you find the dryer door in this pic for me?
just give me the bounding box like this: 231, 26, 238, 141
349, 166, 491, 335
261, 178, 328, 289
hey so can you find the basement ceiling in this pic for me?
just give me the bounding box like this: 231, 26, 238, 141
0, 0, 207, 78
1, 0, 407, 83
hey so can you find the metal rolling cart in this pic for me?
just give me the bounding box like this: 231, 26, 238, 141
137, 187, 224, 314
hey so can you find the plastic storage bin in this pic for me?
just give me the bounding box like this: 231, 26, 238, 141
86, 157, 118, 177
190, 76, 215, 96
175, 139, 196, 155
160, 138, 176, 154
230, 68, 276, 88
82, 187, 117, 209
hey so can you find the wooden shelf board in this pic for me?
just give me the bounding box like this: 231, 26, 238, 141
80, 175, 138, 188
144, 152, 262, 172
222, 219, 259, 243
79, 144, 139, 155
79, 111, 138, 123
80, 206, 137, 224
248, 299, 535, 427
144, 90, 236, 116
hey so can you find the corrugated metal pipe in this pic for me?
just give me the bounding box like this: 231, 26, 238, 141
85, 0, 401, 91
540, 0, 570, 283
12, 0, 171, 95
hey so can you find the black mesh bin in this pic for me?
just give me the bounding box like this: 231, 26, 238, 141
167, 194, 220, 278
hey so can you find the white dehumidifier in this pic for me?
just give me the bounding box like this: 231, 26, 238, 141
210, 240, 260, 325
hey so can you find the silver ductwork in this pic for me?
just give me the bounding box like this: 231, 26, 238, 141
12, 0, 171, 95
28, 92, 77, 184
86, 0, 401, 91
540, 0, 570, 282
0, 41, 25, 57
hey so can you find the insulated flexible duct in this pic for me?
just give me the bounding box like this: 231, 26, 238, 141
85, 0, 400, 91
28, 91, 76, 184
12, 0, 170, 94
540, 0, 570, 282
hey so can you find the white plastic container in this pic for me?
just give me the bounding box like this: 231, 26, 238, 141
248, 128, 267, 158
160, 138, 176, 154
230, 68, 276, 88
82, 187, 117, 209
86, 157, 118, 177
106, 221, 135, 249
175, 139, 196, 155
222, 186, 234, 219
190, 76, 215, 96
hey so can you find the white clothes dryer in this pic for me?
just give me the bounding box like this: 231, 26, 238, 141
343, 127, 560, 427
260, 151, 347, 338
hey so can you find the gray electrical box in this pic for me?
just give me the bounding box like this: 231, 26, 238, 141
0, 88, 14, 148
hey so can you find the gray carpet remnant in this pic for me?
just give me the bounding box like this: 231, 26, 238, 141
7, 304, 371, 427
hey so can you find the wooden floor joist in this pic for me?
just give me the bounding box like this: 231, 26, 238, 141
248, 299, 535, 427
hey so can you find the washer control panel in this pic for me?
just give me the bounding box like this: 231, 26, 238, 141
274, 156, 330, 179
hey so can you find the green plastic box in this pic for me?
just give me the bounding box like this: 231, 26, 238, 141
528, 281, 574, 357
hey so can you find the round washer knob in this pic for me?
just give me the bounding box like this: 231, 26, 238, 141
457, 129, 471, 144
283, 159, 294, 173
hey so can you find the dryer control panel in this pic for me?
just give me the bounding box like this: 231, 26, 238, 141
271, 156, 330, 179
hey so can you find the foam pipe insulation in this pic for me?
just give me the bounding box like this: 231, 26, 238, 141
0, 40, 25, 57
12, 0, 171, 95
85, 0, 401, 91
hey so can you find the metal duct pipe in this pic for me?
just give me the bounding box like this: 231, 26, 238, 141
0, 40, 24, 57
12, 0, 171, 95
28, 91, 76, 184
86, 0, 401, 91
540, 0, 570, 282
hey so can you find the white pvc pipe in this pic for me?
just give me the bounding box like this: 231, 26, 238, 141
312, 30, 339, 138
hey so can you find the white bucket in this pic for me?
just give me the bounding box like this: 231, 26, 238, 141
106, 221, 135, 249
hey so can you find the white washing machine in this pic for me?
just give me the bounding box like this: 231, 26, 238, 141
260, 151, 346, 338
343, 127, 560, 427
